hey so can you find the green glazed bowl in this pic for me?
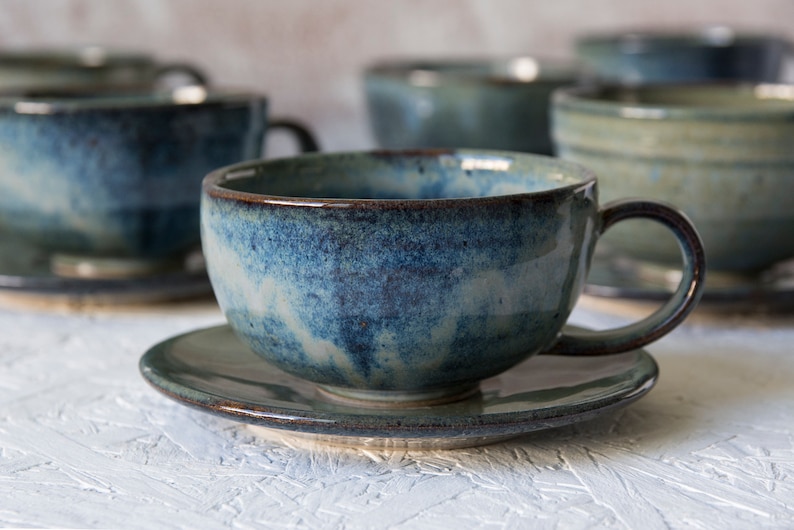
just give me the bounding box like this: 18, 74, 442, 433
365, 57, 580, 155
552, 83, 794, 273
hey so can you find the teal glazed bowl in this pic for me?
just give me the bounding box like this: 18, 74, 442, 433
552, 83, 794, 273
0, 86, 316, 276
201, 150, 705, 405
0, 46, 207, 89
576, 28, 793, 84
365, 57, 580, 155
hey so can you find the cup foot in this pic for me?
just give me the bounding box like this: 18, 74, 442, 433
316, 383, 481, 409
50, 253, 186, 279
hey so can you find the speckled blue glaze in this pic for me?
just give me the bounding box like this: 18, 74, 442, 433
365, 59, 579, 155
576, 30, 792, 83
0, 90, 266, 259
201, 150, 705, 400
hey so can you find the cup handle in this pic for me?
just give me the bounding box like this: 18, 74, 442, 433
266, 119, 321, 153
545, 199, 706, 356
154, 62, 209, 86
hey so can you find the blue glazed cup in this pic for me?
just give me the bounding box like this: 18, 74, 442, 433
0, 86, 317, 278
0, 47, 207, 90
201, 150, 705, 406
576, 28, 793, 84
365, 57, 579, 155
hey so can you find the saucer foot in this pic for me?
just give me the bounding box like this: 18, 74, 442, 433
316, 383, 481, 409
51, 253, 185, 279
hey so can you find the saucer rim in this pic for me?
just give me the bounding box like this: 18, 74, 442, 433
585, 255, 794, 309
139, 324, 659, 442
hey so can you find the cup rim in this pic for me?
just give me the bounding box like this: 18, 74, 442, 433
553, 82, 794, 120
365, 56, 580, 86
202, 149, 597, 209
0, 86, 267, 113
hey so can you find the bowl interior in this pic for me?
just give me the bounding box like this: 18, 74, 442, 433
215, 151, 591, 201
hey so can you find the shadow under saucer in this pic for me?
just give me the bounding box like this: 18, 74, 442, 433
0, 239, 213, 308
139, 324, 659, 450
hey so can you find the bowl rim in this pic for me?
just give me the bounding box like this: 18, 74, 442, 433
202, 149, 598, 209
553, 82, 794, 120
0, 46, 155, 68
575, 27, 792, 52
364, 56, 581, 86
0, 86, 267, 113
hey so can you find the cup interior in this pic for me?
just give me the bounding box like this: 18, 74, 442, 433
212, 151, 591, 201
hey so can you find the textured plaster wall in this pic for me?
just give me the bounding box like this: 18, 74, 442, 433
0, 0, 792, 152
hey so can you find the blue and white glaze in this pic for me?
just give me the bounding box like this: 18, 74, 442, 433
0, 89, 266, 260
365, 59, 579, 155
201, 150, 704, 401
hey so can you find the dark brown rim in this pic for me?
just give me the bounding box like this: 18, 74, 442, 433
202, 149, 598, 210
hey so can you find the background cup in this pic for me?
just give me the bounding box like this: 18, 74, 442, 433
0, 46, 207, 90
576, 27, 793, 84
0, 86, 317, 278
552, 83, 794, 274
364, 57, 579, 155
201, 150, 705, 406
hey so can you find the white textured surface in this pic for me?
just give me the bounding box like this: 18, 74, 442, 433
1, 298, 792, 528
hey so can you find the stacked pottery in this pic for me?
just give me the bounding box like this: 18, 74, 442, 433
553, 29, 794, 306
0, 47, 317, 304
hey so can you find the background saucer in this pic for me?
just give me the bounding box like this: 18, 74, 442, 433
585, 253, 794, 313
140, 325, 659, 449
0, 239, 212, 307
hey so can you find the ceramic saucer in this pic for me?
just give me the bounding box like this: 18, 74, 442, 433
139, 325, 659, 450
585, 254, 794, 313
0, 239, 212, 307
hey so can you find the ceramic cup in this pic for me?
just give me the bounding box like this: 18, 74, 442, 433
552, 83, 794, 273
201, 150, 705, 406
364, 57, 579, 155
0, 46, 208, 90
0, 86, 318, 278
576, 27, 793, 84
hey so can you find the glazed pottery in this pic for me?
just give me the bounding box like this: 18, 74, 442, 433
201, 150, 704, 405
576, 28, 793, 84
552, 83, 794, 273
0, 46, 207, 89
0, 86, 317, 276
365, 57, 579, 154
140, 324, 658, 449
